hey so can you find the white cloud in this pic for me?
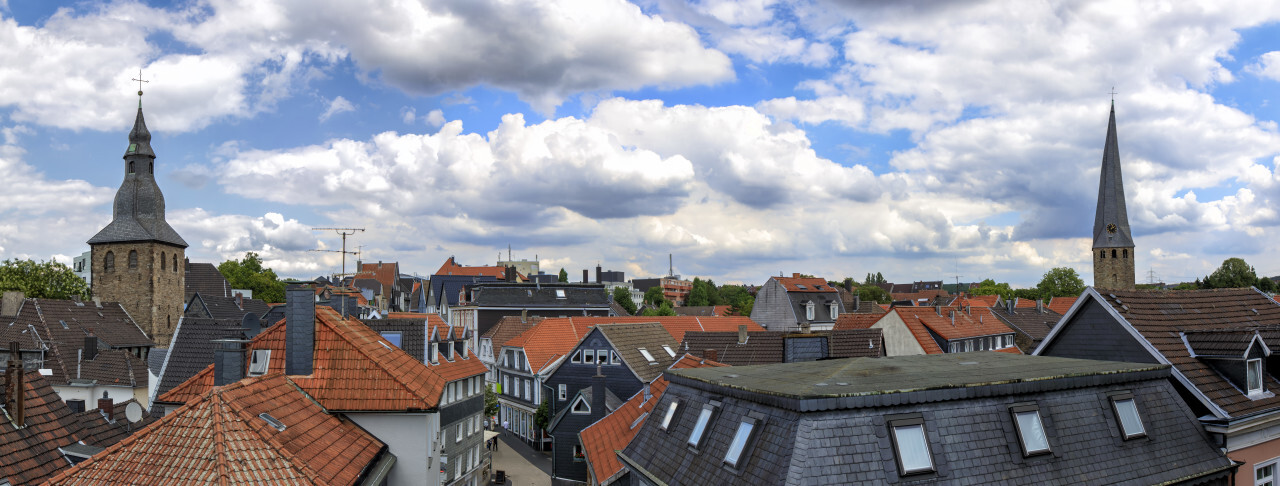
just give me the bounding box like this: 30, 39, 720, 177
401, 107, 416, 124
319, 96, 355, 122
425, 109, 445, 127
1247, 51, 1280, 81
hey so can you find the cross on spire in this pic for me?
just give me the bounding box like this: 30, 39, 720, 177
1109, 86, 1118, 103
131, 69, 149, 107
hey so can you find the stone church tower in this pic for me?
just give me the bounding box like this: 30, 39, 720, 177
87, 99, 187, 345
1092, 103, 1135, 290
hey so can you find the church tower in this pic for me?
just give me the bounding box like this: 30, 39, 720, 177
87, 95, 187, 345
1092, 102, 1135, 290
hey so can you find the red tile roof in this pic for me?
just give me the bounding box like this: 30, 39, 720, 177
354, 261, 399, 294
772, 277, 837, 293
1013, 297, 1038, 308
434, 256, 514, 280
1047, 296, 1079, 315
834, 313, 885, 330
48, 373, 385, 485
904, 309, 1014, 341
892, 309, 945, 355
956, 294, 1000, 307
502, 316, 762, 374
0, 372, 89, 485
562, 316, 763, 343
160, 306, 486, 410
579, 354, 724, 484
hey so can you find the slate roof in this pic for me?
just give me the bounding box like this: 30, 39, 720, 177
464, 283, 611, 307
152, 317, 245, 405
504, 316, 764, 374
9, 299, 152, 387
185, 293, 271, 320
430, 274, 498, 310
990, 305, 1063, 342
48, 373, 386, 485
481, 316, 538, 357
1047, 287, 1280, 418
1093, 103, 1135, 249
828, 329, 886, 358
360, 314, 451, 362
565, 316, 763, 343
70, 399, 157, 449
184, 261, 230, 298
86, 107, 188, 248
681, 329, 885, 366
548, 386, 622, 432
673, 306, 723, 316
595, 323, 680, 383
160, 306, 485, 411
578, 355, 725, 485
624, 353, 1234, 486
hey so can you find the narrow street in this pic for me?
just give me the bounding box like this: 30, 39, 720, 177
489, 430, 552, 486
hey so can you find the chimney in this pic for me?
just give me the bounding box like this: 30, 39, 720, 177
285, 285, 316, 375
97, 391, 113, 421
1, 291, 23, 317
853, 294, 861, 312
92, 297, 102, 308
1036, 299, 1045, 313
1006, 298, 1015, 314
705, 349, 718, 362
521, 309, 528, 323
505, 266, 517, 282
592, 363, 606, 417
5, 341, 25, 427
737, 325, 748, 344
235, 292, 244, 311
596, 265, 602, 284
844, 280, 853, 292
949, 310, 955, 326
83, 335, 98, 361
935, 305, 943, 317
213, 338, 248, 386
792, 273, 801, 278
583, 269, 589, 283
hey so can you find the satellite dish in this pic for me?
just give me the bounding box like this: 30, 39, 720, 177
124, 402, 143, 423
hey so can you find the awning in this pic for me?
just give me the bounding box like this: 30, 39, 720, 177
484, 430, 500, 441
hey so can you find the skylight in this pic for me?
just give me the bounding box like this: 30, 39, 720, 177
248, 350, 271, 377
687, 407, 713, 447
891, 423, 932, 474
661, 345, 676, 358
1012, 408, 1050, 456
723, 421, 755, 467
638, 348, 656, 363
661, 401, 678, 430
259, 412, 286, 431
1111, 396, 1146, 439
555, 289, 566, 299
382, 331, 402, 348
795, 284, 807, 289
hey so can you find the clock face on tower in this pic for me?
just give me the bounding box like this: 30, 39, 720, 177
1106, 223, 1118, 234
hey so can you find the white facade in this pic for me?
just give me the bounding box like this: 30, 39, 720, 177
347, 412, 441, 486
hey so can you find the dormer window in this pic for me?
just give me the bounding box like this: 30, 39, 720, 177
571, 395, 591, 414
1249, 358, 1264, 395
805, 302, 815, 320
556, 289, 566, 299
829, 302, 838, 318
1109, 392, 1146, 440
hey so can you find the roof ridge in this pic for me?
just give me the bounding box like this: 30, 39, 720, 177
316, 310, 437, 409
211, 390, 232, 486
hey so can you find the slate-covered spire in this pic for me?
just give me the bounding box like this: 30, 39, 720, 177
1092, 102, 1133, 249
87, 101, 187, 248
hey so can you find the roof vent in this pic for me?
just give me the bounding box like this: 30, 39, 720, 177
1253, 309, 1261, 315
259, 412, 286, 431
1115, 298, 1124, 305
1108, 293, 1117, 299
1121, 304, 1130, 312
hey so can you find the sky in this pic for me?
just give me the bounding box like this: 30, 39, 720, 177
2, 0, 1280, 288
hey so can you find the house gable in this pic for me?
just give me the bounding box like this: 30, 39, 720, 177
1037, 297, 1159, 364
871, 311, 927, 356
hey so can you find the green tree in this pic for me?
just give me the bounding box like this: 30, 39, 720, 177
485, 383, 499, 417
217, 252, 286, 303
1260, 277, 1277, 293
1012, 288, 1041, 300
642, 286, 667, 306
534, 396, 550, 432
558, 268, 568, 283
856, 285, 892, 304
612, 286, 637, 315
1205, 258, 1258, 289
686, 277, 724, 307
720, 285, 754, 316
1036, 267, 1086, 298
0, 259, 89, 300
970, 279, 1014, 299
642, 301, 676, 316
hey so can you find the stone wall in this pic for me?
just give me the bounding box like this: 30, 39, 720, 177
91, 241, 185, 346
1093, 246, 1136, 290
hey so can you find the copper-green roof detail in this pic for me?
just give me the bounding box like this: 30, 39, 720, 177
1093, 103, 1135, 249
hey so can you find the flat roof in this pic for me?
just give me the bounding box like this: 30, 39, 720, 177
666, 353, 1168, 412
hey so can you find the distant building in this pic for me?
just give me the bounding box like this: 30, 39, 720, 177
451, 282, 612, 344
1092, 103, 1136, 289
680, 328, 884, 366
498, 258, 540, 279
71, 250, 91, 285
632, 277, 692, 306
750, 274, 843, 332
620, 353, 1236, 485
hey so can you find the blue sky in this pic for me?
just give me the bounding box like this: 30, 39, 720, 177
2, 0, 1280, 288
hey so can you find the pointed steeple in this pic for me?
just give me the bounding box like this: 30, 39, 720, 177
124, 106, 156, 159
1092, 102, 1133, 249
88, 100, 187, 248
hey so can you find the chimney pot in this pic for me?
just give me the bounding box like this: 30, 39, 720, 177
1036, 299, 1045, 313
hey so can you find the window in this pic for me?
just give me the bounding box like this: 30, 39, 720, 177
949, 342, 957, 353
559, 384, 567, 401
888, 415, 934, 476
584, 349, 596, 364
104, 252, 115, 272
523, 379, 531, 401
556, 289, 566, 299
686, 404, 718, 449
1257, 461, 1276, 486
830, 302, 839, 318
1010, 405, 1050, 456
456, 423, 463, 442
172, 254, 177, 272
504, 376, 510, 395
573, 444, 585, 462
128, 250, 138, 269
248, 350, 271, 377
1111, 249, 1117, 258
382, 332, 402, 348
128, 161, 135, 173
795, 284, 807, 289
161, 252, 166, 270
638, 348, 656, 364
1109, 393, 1146, 439
571, 350, 582, 363
661, 400, 679, 431
572, 396, 591, 414
661, 345, 676, 358
611, 351, 621, 365
965, 340, 973, 352
805, 302, 815, 320
724, 419, 758, 468
1249, 358, 1264, 395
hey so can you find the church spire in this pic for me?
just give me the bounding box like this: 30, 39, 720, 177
124, 106, 156, 159
1092, 102, 1133, 249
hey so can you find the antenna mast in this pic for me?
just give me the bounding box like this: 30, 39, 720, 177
311, 227, 365, 276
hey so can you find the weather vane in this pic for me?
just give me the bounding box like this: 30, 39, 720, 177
131, 69, 149, 106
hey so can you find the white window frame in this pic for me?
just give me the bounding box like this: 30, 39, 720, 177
829, 302, 838, 318
455, 423, 463, 443
724, 419, 759, 468
524, 379, 531, 401
584, 349, 596, 364
687, 404, 717, 448
805, 302, 815, 320
638, 348, 656, 364
661, 345, 676, 358
571, 395, 591, 414
559, 384, 567, 401
1256, 458, 1278, 486
248, 349, 271, 377
661, 400, 679, 430
888, 416, 934, 476
1249, 358, 1265, 395
1110, 393, 1147, 440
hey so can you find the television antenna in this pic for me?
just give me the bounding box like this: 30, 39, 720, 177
311, 228, 365, 276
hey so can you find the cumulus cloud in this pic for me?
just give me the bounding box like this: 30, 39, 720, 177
1247, 51, 1280, 81
319, 96, 355, 122
425, 109, 445, 127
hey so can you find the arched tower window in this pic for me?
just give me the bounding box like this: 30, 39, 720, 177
128, 250, 138, 269
173, 254, 177, 272
1123, 249, 1128, 258
104, 252, 115, 272
1111, 249, 1117, 258
161, 252, 166, 270
128, 161, 134, 174
149, 162, 154, 174
1099, 250, 1105, 259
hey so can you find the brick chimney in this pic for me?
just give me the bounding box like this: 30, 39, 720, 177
792, 273, 801, 278
285, 285, 316, 375
0, 291, 23, 318
4, 341, 25, 427
98, 391, 113, 421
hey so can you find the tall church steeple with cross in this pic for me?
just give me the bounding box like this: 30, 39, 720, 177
87, 74, 188, 345
1091, 100, 1136, 290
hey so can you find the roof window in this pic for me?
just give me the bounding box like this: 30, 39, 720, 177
259, 412, 286, 431
724, 417, 760, 468
888, 414, 934, 476
661, 345, 676, 358
556, 289, 566, 299
795, 284, 807, 289
686, 403, 718, 449
248, 350, 271, 377
1010, 404, 1050, 456
661, 400, 680, 431
382, 332, 402, 348
571, 395, 591, 414
1109, 392, 1146, 440
638, 348, 657, 364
